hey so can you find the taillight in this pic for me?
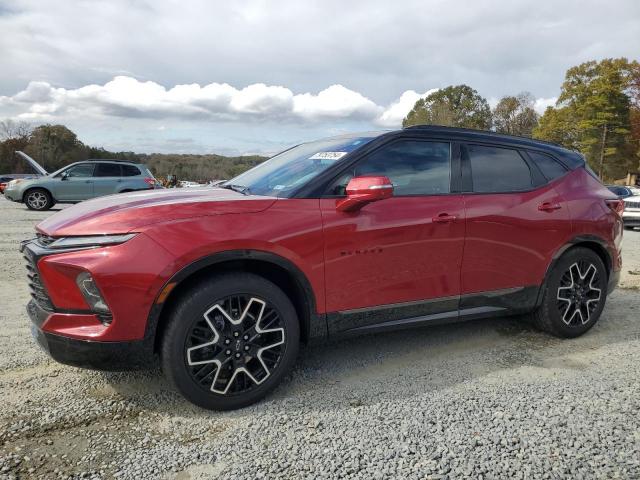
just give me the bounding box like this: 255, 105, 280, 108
605, 199, 624, 216
144, 177, 156, 188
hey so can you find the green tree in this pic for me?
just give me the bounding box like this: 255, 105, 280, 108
535, 58, 638, 180
492, 92, 539, 137
403, 85, 492, 129
24, 124, 88, 172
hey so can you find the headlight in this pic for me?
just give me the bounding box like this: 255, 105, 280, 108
48, 234, 136, 249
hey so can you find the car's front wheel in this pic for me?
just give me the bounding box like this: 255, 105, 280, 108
533, 247, 608, 338
24, 188, 54, 211
161, 272, 300, 410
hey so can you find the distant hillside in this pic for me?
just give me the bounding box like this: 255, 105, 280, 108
0, 123, 268, 181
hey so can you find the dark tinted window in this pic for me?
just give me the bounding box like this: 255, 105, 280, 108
65, 164, 94, 178
94, 163, 121, 177
121, 164, 141, 176
331, 141, 450, 196
528, 151, 567, 181
468, 145, 531, 193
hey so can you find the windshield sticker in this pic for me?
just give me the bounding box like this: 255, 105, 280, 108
309, 151, 348, 160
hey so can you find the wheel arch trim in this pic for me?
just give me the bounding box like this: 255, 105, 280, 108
145, 249, 326, 350
23, 185, 55, 203
537, 234, 613, 306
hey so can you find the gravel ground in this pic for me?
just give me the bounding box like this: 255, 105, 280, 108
1, 196, 639, 479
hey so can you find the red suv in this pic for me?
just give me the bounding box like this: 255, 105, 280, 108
22, 126, 623, 410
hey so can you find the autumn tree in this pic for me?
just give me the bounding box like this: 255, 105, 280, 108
492, 92, 539, 137
535, 58, 639, 180
403, 85, 492, 129
23, 124, 89, 172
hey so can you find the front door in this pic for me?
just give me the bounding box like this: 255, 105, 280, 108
320, 139, 465, 333
54, 163, 95, 201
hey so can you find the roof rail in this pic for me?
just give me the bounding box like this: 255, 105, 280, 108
402, 124, 564, 148
82, 158, 138, 163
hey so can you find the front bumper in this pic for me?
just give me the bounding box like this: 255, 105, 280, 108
28, 299, 153, 370
4, 187, 22, 202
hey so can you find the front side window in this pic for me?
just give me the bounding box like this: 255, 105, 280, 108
468, 145, 532, 193
330, 141, 451, 196
226, 135, 380, 197
94, 163, 121, 177
64, 164, 94, 178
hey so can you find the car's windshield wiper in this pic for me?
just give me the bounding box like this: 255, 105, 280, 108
220, 183, 251, 195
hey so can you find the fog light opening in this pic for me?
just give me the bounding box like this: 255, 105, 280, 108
76, 272, 111, 318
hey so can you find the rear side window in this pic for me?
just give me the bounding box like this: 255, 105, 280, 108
94, 163, 121, 177
527, 151, 567, 181
330, 140, 451, 196
121, 164, 141, 176
467, 145, 532, 193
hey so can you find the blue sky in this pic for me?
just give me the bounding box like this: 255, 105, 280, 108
0, 0, 638, 155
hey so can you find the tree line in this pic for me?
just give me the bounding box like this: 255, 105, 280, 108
403, 58, 640, 181
0, 121, 266, 182
1, 58, 638, 182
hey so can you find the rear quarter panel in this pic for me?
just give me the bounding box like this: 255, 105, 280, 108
553, 168, 623, 272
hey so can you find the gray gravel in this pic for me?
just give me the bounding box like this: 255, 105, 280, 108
1, 196, 639, 479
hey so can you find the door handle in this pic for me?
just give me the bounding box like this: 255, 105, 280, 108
538, 202, 562, 212
85, 180, 93, 183
433, 213, 457, 223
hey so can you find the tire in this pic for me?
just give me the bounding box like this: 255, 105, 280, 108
533, 247, 608, 338
161, 272, 300, 410
24, 188, 54, 211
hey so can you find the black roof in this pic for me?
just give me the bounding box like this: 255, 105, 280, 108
400, 125, 584, 169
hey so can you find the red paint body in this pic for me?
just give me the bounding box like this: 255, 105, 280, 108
34, 166, 622, 343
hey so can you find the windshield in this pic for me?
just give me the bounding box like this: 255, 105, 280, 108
226, 134, 381, 197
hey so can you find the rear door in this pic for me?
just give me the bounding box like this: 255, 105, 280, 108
460, 144, 571, 313
320, 138, 465, 332
54, 163, 95, 201
93, 163, 122, 197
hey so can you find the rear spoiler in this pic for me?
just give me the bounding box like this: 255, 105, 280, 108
16, 151, 48, 176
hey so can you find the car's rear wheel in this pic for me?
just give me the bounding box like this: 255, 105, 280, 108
533, 247, 607, 338
161, 272, 300, 410
24, 188, 54, 211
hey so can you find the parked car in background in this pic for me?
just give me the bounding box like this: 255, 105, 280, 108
5, 159, 157, 210
606, 185, 636, 199
179, 180, 205, 188
1, 151, 48, 194
22, 126, 623, 410
622, 195, 640, 229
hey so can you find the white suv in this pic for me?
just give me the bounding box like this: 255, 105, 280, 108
623, 194, 640, 229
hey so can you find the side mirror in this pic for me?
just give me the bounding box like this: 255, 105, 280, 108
336, 176, 393, 212
60, 172, 69, 181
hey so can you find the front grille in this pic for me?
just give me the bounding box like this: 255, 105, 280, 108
23, 248, 54, 311
625, 201, 640, 209
35, 233, 55, 248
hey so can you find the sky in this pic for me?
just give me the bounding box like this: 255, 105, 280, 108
0, 0, 638, 155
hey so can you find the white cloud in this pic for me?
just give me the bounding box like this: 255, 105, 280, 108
292, 84, 382, 120
534, 97, 558, 114
0, 76, 431, 127
375, 89, 439, 127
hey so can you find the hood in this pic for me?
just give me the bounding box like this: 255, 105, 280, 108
16, 151, 48, 175
37, 187, 277, 236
